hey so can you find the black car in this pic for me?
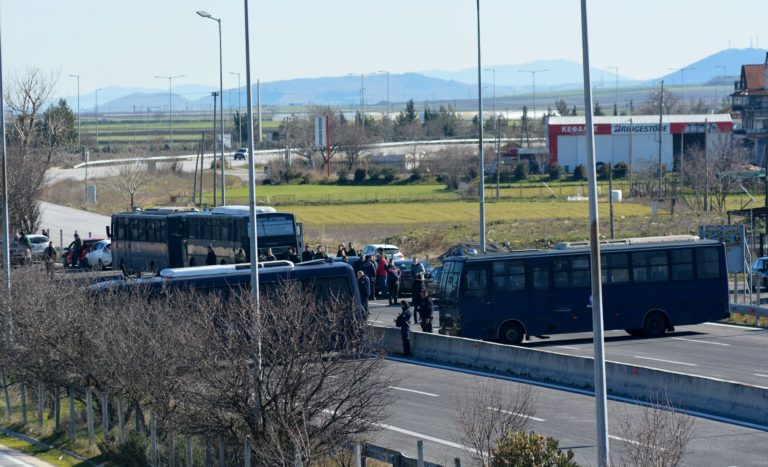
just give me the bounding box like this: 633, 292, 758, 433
233, 147, 248, 160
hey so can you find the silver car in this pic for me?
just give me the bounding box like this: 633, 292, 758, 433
751, 257, 768, 290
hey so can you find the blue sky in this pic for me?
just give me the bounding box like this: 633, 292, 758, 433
3, 0, 767, 96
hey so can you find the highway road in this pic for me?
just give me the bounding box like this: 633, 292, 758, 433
39, 201, 110, 247
0, 444, 51, 467
368, 301, 768, 387
373, 358, 768, 466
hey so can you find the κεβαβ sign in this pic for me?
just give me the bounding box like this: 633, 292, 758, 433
699, 225, 744, 273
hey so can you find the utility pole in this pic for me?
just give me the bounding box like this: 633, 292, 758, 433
628, 117, 634, 194
257, 79, 262, 143
657, 80, 664, 198
475, 0, 486, 253
69, 74, 80, 149
154, 74, 184, 148
704, 118, 710, 212
211, 92, 219, 207
230, 72, 241, 147
607, 66, 619, 114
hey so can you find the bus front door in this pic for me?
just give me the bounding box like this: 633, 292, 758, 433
527, 260, 555, 336
459, 266, 496, 340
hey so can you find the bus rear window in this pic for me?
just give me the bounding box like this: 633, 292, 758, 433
696, 247, 720, 279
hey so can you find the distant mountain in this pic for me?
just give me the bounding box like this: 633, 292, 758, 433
98, 92, 191, 112
421, 59, 638, 90
63, 84, 216, 112
651, 48, 767, 85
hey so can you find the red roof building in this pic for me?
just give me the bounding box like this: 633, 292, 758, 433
731, 53, 768, 162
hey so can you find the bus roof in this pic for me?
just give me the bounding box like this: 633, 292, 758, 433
159, 260, 295, 279
209, 205, 276, 215
446, 238, 721, 263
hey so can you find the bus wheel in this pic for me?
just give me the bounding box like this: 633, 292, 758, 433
625, 328, 644, 337
643, 311, 669, 338
499, 321, 525, 345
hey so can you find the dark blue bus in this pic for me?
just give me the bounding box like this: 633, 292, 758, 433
437, 236, 729, 345
93, 259, 365, 317
111, 206, 303, 273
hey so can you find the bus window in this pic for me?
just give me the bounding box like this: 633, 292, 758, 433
532, 266, 549, 290
632, 251, 668, 282
147, 220, 156, 242
554, 255, 590, 288
493, 260, 525, 291
221, 220, 230, 241
670, 249, 693, 281
601, 253, 629, 284
130, 218, 140, 241
696, 247, 720, 279
158, 220, 167, 242
463, 267, 488, 298
441, 262, 459, 300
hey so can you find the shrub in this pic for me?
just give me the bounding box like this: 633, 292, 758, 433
572, 164, 587, 181
514, 161, 530, 181
596, 162, 608, 180
549, 164, 564, 181
613, 161, 628, 179
499, 166, 515, 183
336, 167, 349, 184
408, 167, 423, 182
492, 431, 579, 467
97, 432, 150, 467
353, 168, 367, 183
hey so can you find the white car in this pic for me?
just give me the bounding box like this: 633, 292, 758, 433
84, 239, 112, 270
360, 243, 404, 260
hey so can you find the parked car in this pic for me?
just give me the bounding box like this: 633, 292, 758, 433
10, 234, 49, 264
233, 147, 248, 160
751, 256, 768, 290
360, 244, 404, 261
84, 239, 112, 270
427, 265, 442, 295
394, 259, 432, 296
62, 237, 106, 269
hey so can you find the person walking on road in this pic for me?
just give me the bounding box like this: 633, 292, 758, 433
43, 241, 57, 275
356, 270, 371, 315
411, 273, 424, 324
416, 289, 434, 333
395, 301, 412, 357
387, 261, 401, 305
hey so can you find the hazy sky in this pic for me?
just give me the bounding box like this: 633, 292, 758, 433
3, 0, 766, 95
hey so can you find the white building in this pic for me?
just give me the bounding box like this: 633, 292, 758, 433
547, 114, 733, 171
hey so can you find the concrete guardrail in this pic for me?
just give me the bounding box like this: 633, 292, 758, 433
372, 325, 768, 427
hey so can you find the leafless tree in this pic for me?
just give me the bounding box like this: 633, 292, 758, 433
337, 123, 370, 170
454, 382, 537, 467
114, 162, 150, 210
429, 147, 479, 190
169, 281, 391, 466
615, 393, 696, 467
639, 88, 681, 115
685, 138, 748, 212
279, 115, 316, 169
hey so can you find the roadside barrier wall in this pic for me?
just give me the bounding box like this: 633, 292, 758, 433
372, 325, 768, 427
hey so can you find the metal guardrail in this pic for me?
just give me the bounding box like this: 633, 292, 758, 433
730, 303, 768, 317
363, 442, 444, 467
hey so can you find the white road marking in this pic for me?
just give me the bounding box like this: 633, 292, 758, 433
672, 337, 730, 347
555, 345, 580, 350
703, 322, 765, 331
631, 356, 698, 367
388, 386, 439, 397
486, 407, 545, 422
753, 373, 768, 379
609, 435, 664, 450
374, 422, 477, 453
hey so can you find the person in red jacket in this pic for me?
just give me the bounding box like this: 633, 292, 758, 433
375, 253, 388, 299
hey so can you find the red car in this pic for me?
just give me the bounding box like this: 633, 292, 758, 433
62, 237, 106, 268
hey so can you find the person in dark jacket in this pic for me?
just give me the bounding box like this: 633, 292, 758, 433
336, 244, 346, 257
387, 262, 401, 305
313, 245, 328, 260
411, 273, 424, 324
43, 241, 57, 275
71, 232, 83, 268
346, 242, 357, 257
287, 246, 300, 263
416, 290, 434, 333
352, 255, 366, 274
356, 270, 370, 314
264, 248, 277, 261
234, 248, 246, 263
301, 245, 314, 262
205, 245, 217, 266
361, 255, 377, 300
395, 301, 412, 357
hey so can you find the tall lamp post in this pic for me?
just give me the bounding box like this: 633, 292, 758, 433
377, 70, 390, 140
154, 74, 184, 149
669, 66, 695, 192
485, 68, 500, 200
713, 65, 726, 107
518, 69, 547, 120
197, 10, 226, 205
94, 87, 103, 150
69, 74, 81, 148
230, 71, 241, 147
476, 0, 486, 253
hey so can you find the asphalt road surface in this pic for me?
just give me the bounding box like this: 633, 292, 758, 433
373, 358, 768, 466
0, 444, 52, 467
39, 201, 110, 247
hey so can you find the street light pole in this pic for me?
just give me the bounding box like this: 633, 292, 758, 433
197, 10, 226, 205
154, 74, 184, 149
519, 69, 547, 121
485, 68, 500, 200
211, 91, 219, 207
476, 0, 486, 254
94, 87, 102, 151
230, 71, 241, 147
69, 74, 80, 148
669, 67, 694, 194
714, 65, 726, 107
